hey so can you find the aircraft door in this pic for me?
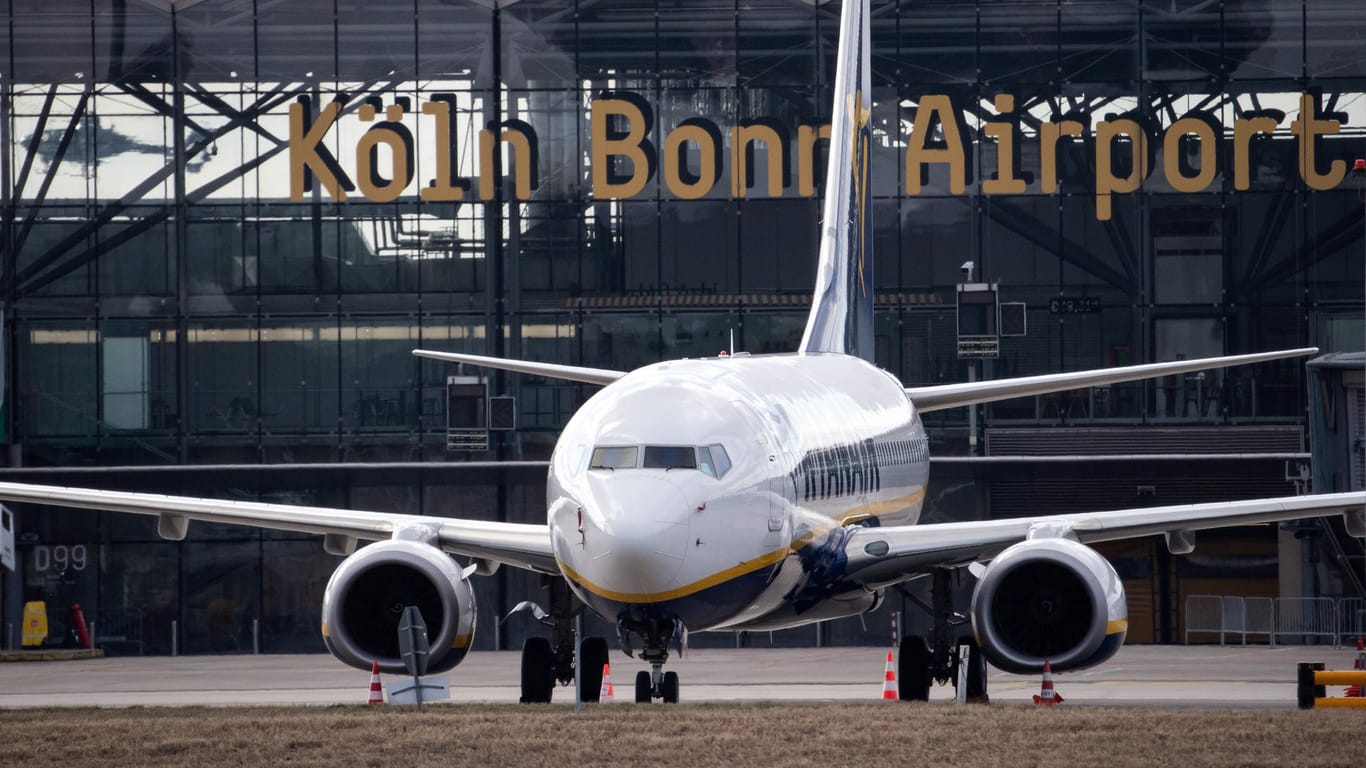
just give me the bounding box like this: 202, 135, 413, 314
767, 456, 786, 532
732, 400, 787, 535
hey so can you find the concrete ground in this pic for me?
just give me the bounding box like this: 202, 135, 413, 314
0, 644, 1361, 708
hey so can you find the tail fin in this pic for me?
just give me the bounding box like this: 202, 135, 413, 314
798, 0, 874, 362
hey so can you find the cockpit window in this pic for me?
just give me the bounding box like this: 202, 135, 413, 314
643, 445, 697, 470
696, 444, 732, 479
696, 446, 716, 477
590, 445, 638, 470
708, 443, 732, 478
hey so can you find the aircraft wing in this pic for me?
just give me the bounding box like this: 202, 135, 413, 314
905, 347, 1317, 413
412, 349, 625, 386
841, 491, 1366, 587
0, 481, 559, 574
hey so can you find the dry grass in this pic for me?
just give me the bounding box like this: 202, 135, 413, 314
1, 703, 1359, 768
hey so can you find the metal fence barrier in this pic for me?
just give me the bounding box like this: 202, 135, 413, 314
89, 609, 144, 656
1245, 597, 1276, 646
1277, 598, 1338, 646
1184, 595, 1225, 644
1339, 598, 1366, 645
1185, 596, 1362, 647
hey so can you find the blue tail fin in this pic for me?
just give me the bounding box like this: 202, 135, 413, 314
798, 0, 874, 362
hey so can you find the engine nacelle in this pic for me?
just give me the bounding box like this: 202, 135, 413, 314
321, 539, 477, 674
970, 537, 1126, 674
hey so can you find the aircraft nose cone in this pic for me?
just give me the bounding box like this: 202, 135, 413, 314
574, 474, 693, 595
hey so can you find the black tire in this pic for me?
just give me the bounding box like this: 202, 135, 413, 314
660, 670, 680, 704
520, 637, 555, 704
961, 639, 989, 704
579, 636, 609, 703
634, 670, 652, 703
898, 635, 931, 702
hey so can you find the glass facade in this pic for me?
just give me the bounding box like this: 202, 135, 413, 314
1, 0, 1363, 651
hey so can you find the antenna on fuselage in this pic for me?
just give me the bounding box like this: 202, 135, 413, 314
729, 328, 736, 356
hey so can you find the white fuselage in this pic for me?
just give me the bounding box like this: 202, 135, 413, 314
546, 353, 929, 633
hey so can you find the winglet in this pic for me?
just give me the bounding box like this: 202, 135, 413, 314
412, 349, 626, 386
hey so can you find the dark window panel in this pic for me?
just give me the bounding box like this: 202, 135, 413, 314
662, 200, 737, 293
259, 317, 341, 433
177, 0, 256, 83
739, 0, 816, 88
981, 0, 1058, 85
181, 540, 260, 654
1307, 0, 1366, 80
338, 0, 417, 82
257, 0, 337, 82
499, 0, 573, 89
1224, 0, 1302, 82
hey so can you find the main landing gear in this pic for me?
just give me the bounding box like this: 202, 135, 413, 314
505, 577, 609, 704
896, 568, 989, 703
620, 616, 683, 704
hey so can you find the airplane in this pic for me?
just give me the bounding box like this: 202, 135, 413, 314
1, 0, 1363, 706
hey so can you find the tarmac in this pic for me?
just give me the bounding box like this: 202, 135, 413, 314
0, 644, 1361, 709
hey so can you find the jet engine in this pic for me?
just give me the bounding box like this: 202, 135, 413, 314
321, 539, 477, 674
969, 537, 1126, 674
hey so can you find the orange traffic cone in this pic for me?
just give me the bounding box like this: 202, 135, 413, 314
599, 663, 615, 703
881, 651, 898, 700
1033, 660, 1063, 707
367, 660, 383, 705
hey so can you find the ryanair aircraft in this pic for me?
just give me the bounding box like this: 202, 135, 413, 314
1, 0, 1362, 705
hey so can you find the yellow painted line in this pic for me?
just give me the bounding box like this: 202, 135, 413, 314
1107, 619, 1128, 635
321, 622, 330, 638
562, 486, 927, 604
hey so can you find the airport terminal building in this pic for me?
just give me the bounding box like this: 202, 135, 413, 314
1, 0, 1364, 655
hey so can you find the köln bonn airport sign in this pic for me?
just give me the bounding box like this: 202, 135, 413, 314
288, 90, 1353, 222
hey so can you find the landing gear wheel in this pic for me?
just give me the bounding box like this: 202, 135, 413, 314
898, 635, 931, 702
660, 670, 680, 703
634, 670, 652, 703
578, 636, 608, 703
961, 639, 989, 704
520, 637, 555, 703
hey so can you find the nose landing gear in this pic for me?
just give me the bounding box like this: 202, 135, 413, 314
635, 668, 680, 704
620, 616, 684, 704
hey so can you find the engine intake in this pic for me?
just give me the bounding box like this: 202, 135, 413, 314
321, 539, 477, 674
970, 537, 1126, 674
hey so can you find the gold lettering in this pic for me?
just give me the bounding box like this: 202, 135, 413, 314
478, 128, 496, 201
664, 123, 718, 200
477, 125, 537, 200
289, 100, 347, 201
1233, 115, 1278, 191
591, 98, 652, 199
420, 98, 466, 202
1291, 93, 1347, 191
905, 95, 966, 195
1039, 119, 1084, 193
355, 104, 410, 203
982, 94, 1026, 194
797, 124, 832, 197
730, 123, 786, 198
501, 126, 535, 200
1094, 118, 1148, 221
1163, 117, 1216, 193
